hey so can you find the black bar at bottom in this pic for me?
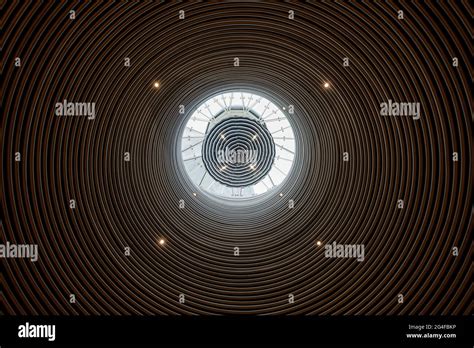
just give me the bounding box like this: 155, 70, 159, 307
0, 316, 472, 346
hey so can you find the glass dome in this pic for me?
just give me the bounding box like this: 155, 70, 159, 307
181, 91, 295, 199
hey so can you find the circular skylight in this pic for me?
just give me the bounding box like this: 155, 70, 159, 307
181, 91, 295, 199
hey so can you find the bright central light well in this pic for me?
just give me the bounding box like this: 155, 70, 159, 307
181, 91, 295, 200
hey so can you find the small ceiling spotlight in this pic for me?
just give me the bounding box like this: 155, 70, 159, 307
249, 164, 255, 170
220, 134, 226, 139
252, 134, 258, 140
192, 192, 197, 196
279, 193, 283, 197
316, 241, 322, 246
324, 82, 330, 89
159, 239, 165, 246
153, 81, 160, 88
